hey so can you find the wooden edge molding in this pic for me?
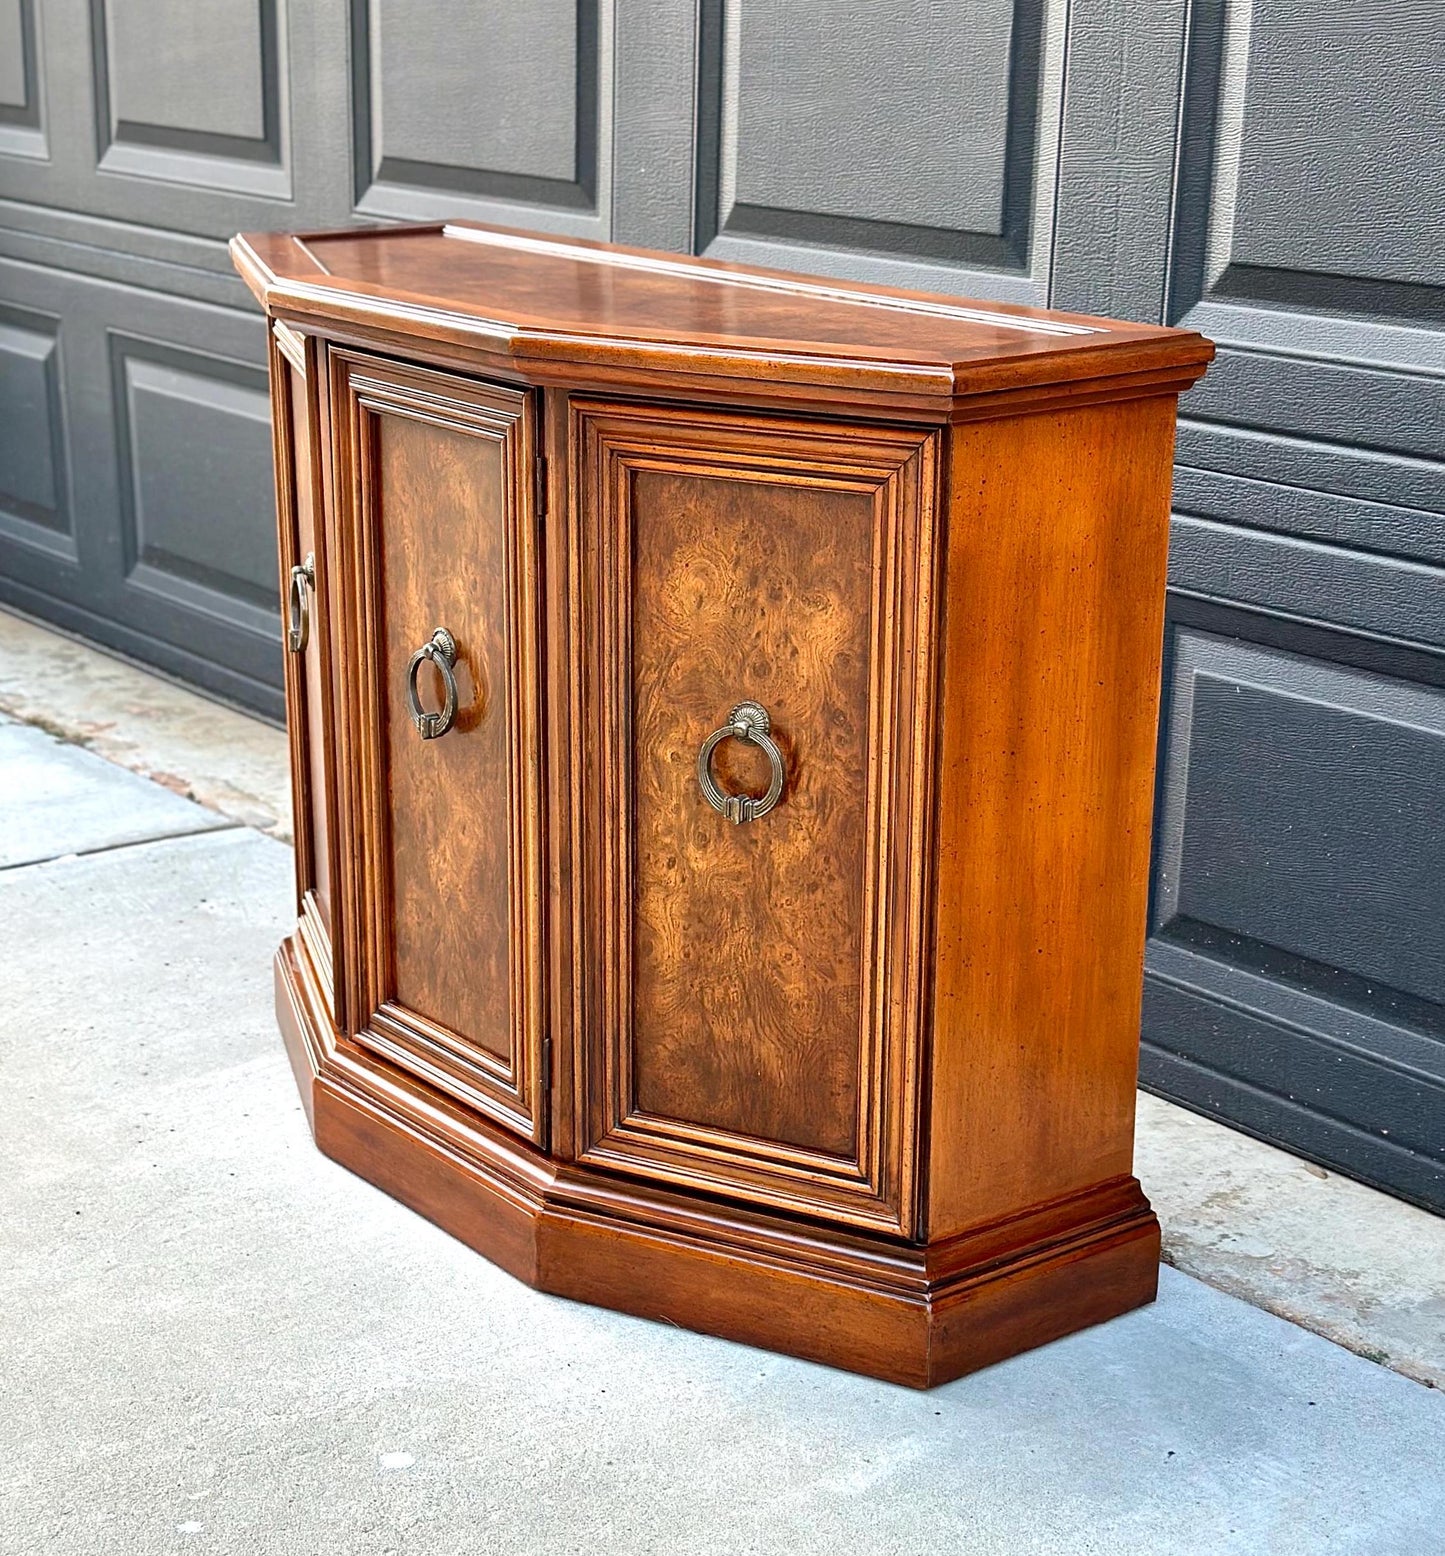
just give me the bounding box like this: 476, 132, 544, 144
230, 232, 1211, 423
256, 279, 1206, 420
276, 937, 1161, 1388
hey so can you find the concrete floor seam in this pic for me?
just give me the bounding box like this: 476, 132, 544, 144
0, 819, 248, 874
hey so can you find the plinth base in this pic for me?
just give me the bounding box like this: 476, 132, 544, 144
276, 937, 1160, 1389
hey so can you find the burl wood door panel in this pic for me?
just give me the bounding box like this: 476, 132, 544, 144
269, 323, 338, 1009
329, 351, 545, 1144
572, 401, 940, 1233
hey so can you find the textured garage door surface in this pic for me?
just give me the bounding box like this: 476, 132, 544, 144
0, 0, 1441, 1210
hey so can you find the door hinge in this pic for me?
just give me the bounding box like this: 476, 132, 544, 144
535, 455, 548, 522
539, 1035, 552, 1104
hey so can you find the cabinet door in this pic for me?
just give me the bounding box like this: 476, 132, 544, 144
571, 401, 940, 1234
329, 351, 546, 1145
269, 323, 338, 1011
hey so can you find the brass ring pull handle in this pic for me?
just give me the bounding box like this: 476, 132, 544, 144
286, 553, 315, 654
697, 700, 786, 825
405, 627, 460, 740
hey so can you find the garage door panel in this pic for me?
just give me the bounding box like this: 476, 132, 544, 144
1180, 350, 1445, 466
1141, 973, 1445, 1212
0, 1, 350, 238
1144, 966, 1444, 1164
1168, 518, 1445, 652
1154, 630, 1445, 1003
0, 0, 44, 159
0, 300, 72, 559
0, 256, 282, 715
1176, 421, 1445, 522
351, 0, 609, 235
695, 0, 1062, 303
1170, 0, 1445, 322
1221, 2, 1444, 291
1146, 625, 1445, 1204
92, 0, 287, 198
1147, 1, 1445, 1207
0, 0, 28, 109
110, 334, 277, 626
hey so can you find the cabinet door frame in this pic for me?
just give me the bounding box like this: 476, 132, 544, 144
568, 398, 941, 1235
269, 321, 340, 1015
327, 347, 547, 1146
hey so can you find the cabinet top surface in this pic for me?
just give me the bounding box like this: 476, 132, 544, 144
233, 222, 1211, 408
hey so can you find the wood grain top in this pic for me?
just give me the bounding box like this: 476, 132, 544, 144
232, 222, 1212, 411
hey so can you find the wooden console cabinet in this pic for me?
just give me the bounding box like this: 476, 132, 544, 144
233, 223, 1211, 1387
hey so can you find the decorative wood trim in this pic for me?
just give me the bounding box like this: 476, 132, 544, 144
276, 936, 1161, 1388
567, 399, 941, 1234
229, 225, 1213, 421
266, 329, 306, 897
266, 323, 338, 1010
326, 348, 547, 1145
272, 317, 306, 372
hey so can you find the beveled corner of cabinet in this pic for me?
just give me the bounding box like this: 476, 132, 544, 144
274, 938, 324, 1131
275, 935, 549, 1289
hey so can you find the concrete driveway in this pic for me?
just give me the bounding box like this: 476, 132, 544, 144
2, 710, 1443, 1556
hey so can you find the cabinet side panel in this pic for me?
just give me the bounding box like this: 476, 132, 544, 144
928, 396, 1177, 1236
268, 323, 337, 1012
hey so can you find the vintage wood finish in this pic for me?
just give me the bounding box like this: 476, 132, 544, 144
275, 940, 1161, 1390
237, 221, 1212, 1387
571, 402, 938, 1233
928, 397, 1182, 1236
267, 320, 338, 1020
327, 350, 547, 1145
232, 223, 1212, 423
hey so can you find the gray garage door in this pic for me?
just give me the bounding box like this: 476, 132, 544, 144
1, 1, 1441, 1211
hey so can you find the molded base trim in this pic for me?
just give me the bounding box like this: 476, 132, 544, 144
276, 937, 1161, 1388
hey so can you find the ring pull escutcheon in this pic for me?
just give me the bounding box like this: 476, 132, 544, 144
286, 553, 315, 654
405, 627, 460, 740
697, 700, 786, 825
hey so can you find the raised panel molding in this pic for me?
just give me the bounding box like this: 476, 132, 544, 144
0, 302, 72, 559
571, 400, 940, 1234
89, 0, 290, 197
0, 0, 46, 158
350, 0, 609, 233
109, 334, 277, 628
0, 0, 28, 110
1153, 630, 1445, 1005
693, 0, 1064, 301
0, 255, 285, 717
326, 352, 547, 1144
1167, 514, 1445, 657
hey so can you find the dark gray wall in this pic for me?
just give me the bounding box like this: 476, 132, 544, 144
0, 0, 1441, 1211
